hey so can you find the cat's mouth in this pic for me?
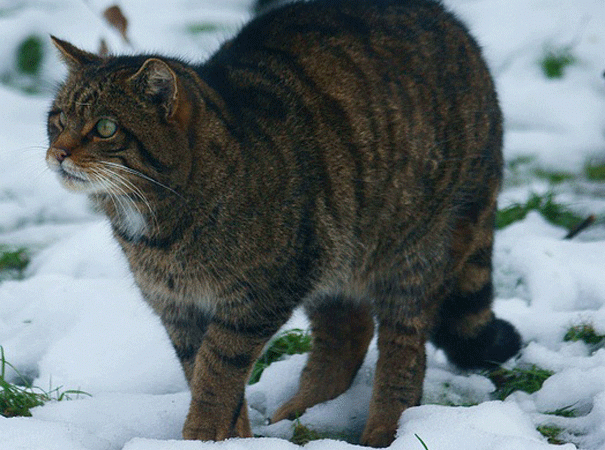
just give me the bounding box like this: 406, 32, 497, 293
60, 166, 87, 183
58, 166, 95, 192
47, 157, 98, 193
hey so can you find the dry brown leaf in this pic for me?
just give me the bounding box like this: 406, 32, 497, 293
103, 5, 129, 44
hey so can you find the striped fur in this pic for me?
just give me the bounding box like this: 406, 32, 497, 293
46, 0, 521, 446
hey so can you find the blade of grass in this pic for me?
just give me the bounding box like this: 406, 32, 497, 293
0, 347, 90, 417
488, 365, 554, 401
249, 328, 311, 384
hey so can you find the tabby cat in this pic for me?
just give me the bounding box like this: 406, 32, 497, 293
46, 0, 521, 446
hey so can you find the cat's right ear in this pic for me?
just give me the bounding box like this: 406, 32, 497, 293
128, 58, 181, 121
51, 36, 102, 70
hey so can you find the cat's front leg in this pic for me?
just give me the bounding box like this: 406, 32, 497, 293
181, 320, 271, 441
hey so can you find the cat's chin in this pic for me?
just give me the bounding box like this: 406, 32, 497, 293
55, 169, 106, 194
47, 160, 105, 194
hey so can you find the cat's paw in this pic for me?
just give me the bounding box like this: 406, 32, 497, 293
182, 421, 222, 441
182, 422, 250, 441
182, 403, 252, 441
360, 424, 397, 448
271, 396, 307, 423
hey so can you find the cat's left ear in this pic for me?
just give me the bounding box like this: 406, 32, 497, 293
128, 58, 180, 120
50, 36, 102, 70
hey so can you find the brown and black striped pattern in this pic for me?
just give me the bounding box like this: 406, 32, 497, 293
46, 0, 521, 447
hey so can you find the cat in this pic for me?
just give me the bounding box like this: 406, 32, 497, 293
46, 0, 521, 446
253, 0, 291, 15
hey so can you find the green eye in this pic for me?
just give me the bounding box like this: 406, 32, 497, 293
95, 118, 118, 138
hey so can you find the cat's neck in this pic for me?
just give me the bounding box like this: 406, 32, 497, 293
112, 197, 149, 238
91, 189, 193, 244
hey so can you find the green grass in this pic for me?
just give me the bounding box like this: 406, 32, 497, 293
289, 419, 356, 445
545, 405, 579, 418
564, 323, 605, 346
504, 157, 581, 188
496, 192, 584, 231
538, 407, 578, 445
0, 347, 89, 417
1, 346, 45, 417
0, 247, 29, 271
291, 421, 322, 446
16, 35, 43, 76
541, 48, 575, 79
186, 23, 221, 34
415, 434, 430, 450
0, 246, 29, 280
488, 365, 554, 401
0, 34, 45, 94
585, 162, 605, 181
537, 424, 567, 445
289, 424, 432, 447
249, 328, 312, 385
533, 168, 576, 185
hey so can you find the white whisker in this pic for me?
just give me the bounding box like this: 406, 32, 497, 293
90, 165, 158, 237
31, 165, 53, 182
101, 166, 157, 220
90, 167, 125, 214
102, 161, 185, 200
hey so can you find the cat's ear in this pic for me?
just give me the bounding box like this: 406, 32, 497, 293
50, 36, 101, 70
128, 58, 180, 120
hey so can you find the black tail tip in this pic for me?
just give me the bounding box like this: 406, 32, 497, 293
439, 318, 522, 371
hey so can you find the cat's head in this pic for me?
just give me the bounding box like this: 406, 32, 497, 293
46, 37, 193, 197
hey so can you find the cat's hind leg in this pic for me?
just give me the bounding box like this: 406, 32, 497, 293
271, 297, 374, 423
360, 315, 429, 447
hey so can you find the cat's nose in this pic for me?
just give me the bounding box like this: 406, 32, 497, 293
49, 147, 71, 163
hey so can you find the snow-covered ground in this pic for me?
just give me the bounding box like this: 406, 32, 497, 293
0, 0, 604, 449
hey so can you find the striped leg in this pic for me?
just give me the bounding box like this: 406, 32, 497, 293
272, 298, 374, 423
360, 259, 446, 448
182, 320, 271, 440
160, 302, 286, 440
159, 304, 209, 384
361, 319, 428, 447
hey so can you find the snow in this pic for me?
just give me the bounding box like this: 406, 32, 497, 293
1, 0, 604, 449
